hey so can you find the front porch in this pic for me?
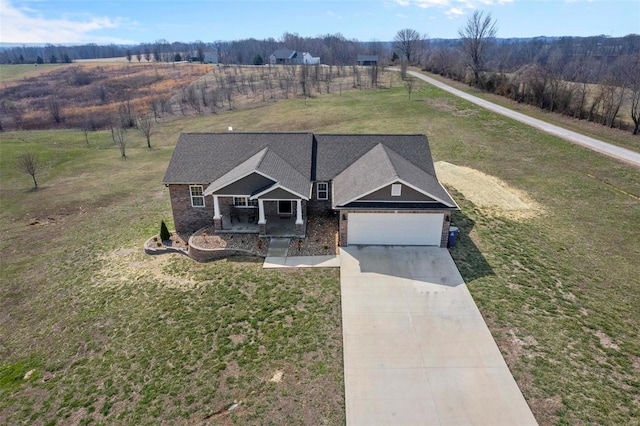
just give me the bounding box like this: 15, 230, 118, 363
213, 197, 306, 238
219, 212, 305, 237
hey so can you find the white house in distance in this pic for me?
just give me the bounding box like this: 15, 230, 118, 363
203, 52, 218, 64
301, 52, 320, 65
269, 49, 320, 65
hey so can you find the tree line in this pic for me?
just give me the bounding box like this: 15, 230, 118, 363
2, 23, 639, 134
421, 12, 640, 134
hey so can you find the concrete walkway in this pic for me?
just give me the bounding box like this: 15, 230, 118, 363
266, 237, 290, 257
406, 70, 640, 168
263, 254, 340, 269
341, 246, 537, 425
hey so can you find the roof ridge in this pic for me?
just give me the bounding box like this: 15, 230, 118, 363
375, 144, 398, 179
254, 147, 270, 169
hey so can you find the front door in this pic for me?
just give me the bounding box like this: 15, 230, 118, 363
278, 200, 292, 215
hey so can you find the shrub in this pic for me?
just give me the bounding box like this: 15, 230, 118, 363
160, 220, 171, 241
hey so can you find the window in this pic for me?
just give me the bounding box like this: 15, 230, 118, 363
233, 197, 258, 208
278, 200, 293, 214
317, 182, 329, 200
391, 184, 402, 197
190, 185, 205, 207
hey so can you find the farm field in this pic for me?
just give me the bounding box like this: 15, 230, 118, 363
1, 76, 639, 425
0, 62, 394, 133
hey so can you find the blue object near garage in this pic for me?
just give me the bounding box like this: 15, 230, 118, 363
448, 226, 459, 248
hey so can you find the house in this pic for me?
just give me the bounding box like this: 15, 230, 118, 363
269, 49, 298, 65
203, 52, 218, 64
269, 50, 320, 65
301, 52, 320, 65
357, 54, 379, 66
162, 133, 458, 247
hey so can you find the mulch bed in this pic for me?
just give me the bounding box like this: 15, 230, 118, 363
288, 214, 339, 256
190, 229, 269, 257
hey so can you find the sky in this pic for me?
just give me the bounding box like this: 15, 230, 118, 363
0, 0, 638, 45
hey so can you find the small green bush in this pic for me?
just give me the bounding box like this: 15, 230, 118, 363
160, 220, 171, 241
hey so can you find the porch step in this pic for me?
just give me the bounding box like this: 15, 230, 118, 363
266, 238, 290, 257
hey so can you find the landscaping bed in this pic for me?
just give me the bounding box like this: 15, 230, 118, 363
288, 213, 339, 256
190, 228, 269, 257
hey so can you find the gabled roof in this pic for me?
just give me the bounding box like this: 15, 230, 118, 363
163, 132, 457, 210
203, 147, 310, 199
162, 132, 313, 185
271, 49, 297, 59
314, 134, 437, 181
332, 143, 457, 208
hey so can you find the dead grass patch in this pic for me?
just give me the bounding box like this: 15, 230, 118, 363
435, 161, 543, 219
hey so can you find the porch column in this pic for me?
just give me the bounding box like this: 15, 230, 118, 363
258, 199, 266, 224
295, 199, 303, 225
213, 195, 222, 231
213, 195, 221, 219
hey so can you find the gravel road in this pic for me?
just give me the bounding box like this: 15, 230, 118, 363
406, 70, 640, 168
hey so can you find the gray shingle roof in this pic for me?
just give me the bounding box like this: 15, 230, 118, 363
203, 147, 311, 199
271, 49, 297, 59
163, 132, 456, 209
332, 143, 456, 207
162, 132, 313, 184
314, 134, 437, 181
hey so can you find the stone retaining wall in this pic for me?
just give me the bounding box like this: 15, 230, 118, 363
187, 235, 264, 263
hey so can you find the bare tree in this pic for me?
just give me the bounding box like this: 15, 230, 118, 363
404, 78, 418, 100
458, 10, 498, 88
394, 28, 423, 65
17, 153, 42, 189
47, 96, 63, 123
80, 117, 93, 145
111, 125, 128, 158
622, 54, 640, 134
136, 113, 155, 148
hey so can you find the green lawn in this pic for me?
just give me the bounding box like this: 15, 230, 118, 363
0, 64, 66, 83
1, 81, 639, 425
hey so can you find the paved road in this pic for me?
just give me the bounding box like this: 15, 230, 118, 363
406, 70, 640, 168
341, 246, 538, 425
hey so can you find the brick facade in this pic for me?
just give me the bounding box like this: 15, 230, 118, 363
307, 181, 332, 214
169, 184, 213, 234
338, 210, 451, 248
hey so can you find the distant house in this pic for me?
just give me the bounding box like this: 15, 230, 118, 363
203, 52, 218, 64
269, 49, 298, 65
357, 54, 379, 66
163, 133, 458, 246
269, 49, 320, 65
301, 52, 320, 65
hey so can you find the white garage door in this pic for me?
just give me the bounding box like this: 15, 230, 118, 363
348, 213, 444, 246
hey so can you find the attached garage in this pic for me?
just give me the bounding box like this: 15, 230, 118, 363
347, 212, 444, 246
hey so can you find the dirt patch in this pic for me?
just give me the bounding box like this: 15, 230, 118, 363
435, 161, 542, 219
593, 330, 620, 351
269, 370, 284, 383
94, 247, 197, 290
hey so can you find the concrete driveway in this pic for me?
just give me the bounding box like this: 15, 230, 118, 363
340, 246, 537, 425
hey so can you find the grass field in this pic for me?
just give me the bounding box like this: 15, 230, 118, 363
0, 64, 70, 83
1, 79, 639, 425
423, 70, 640, 152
